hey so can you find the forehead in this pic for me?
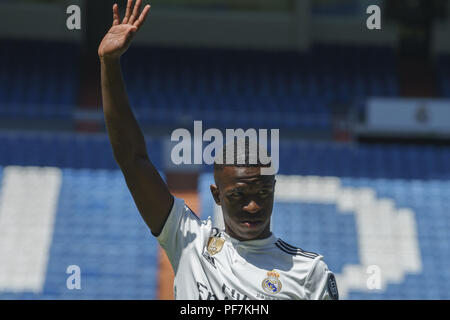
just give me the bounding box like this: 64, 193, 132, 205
216, 166, 274, 187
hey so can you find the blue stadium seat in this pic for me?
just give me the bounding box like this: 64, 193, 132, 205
118, 44, 401, 130
0, 39, 80, 120
198, 140, 450, 299
0, 165, 161, 300
0, 132, 163, 172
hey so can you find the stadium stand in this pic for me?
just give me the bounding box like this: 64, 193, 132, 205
121, 44, 398, 130
0, 132, 163, 171
201, 140, 450, 180
0, 131, 449, 299
0, 40, 80, 120
199, 141, 450, 299
0, 39, 398, 132
0, 132, 164, 299
0, 35, 449, 300
0, 166, 160, 299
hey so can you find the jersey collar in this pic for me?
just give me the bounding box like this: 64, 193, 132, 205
222, 232, 278, 249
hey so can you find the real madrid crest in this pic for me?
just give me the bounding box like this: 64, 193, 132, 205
207, 236, 225, 256
261, 270, 282, 294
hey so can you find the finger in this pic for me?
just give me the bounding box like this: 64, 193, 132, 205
128, 0, 142, 25
122, 0, 133, 24
112, 4, 120, 26
133, 4, 151, 28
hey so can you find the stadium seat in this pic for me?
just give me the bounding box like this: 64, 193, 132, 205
198, 140, 450, 299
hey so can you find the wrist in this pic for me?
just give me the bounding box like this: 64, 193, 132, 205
99, 55, 120, 66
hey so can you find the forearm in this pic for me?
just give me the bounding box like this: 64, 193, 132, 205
100, 57, 148, 165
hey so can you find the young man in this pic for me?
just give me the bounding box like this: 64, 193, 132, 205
99, 0, 338, 300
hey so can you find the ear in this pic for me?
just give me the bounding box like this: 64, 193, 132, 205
210, 184, 221, 206
271, 179, 276, 197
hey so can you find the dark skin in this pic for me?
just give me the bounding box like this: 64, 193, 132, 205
99, 0, 173, 236
99, 1, 275, 241
211, 167, 276, 241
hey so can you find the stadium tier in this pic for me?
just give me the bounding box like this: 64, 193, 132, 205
3, 41, 450, 130
1, 133, 449, 180
0, 132, 163, 171
200, 140, 450, 180
0, 40, 401, 130
122, 44, 398, 129
199, 172, 450, 299
199, 140, 450, 299
0, 133, 449, 299
0, 166, 159, 299
0, 40, 80, 119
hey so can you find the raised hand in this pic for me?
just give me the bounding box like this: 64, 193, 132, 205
98, 0, 151, 60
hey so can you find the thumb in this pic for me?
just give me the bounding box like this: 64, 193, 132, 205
129, 26, 138, 35
125, 26, 138, 42
124, 26, 137, 46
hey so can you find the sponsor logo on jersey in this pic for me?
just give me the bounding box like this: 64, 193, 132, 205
261, 270, 282, 295
207, 236, 225, 256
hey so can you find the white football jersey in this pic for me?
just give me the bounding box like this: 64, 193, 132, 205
157, 197, 339, 300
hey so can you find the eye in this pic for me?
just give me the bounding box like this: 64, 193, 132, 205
229, 191, 244, 199
258, 190, 270, 197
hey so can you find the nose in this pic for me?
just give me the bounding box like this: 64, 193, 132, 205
243, 200, 261, 214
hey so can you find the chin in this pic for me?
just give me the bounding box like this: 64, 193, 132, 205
235, 225, 267, 240
225, 219, 269, 241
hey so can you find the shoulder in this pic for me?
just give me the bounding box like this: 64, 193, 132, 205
183, 201, 213, 234
157, 197, 212, 242
177, 198, 210, 226
273, 238, 323, 281
272, 238, 337, 300
274, 238, 320, 260
183, 202, 202, 221
305, 255, 338, 300
273, 239, 332, 282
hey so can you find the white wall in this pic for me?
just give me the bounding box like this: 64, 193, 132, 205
311, 16, 398, 47
5, 0, 450, 54
0, 1, 83, 42
134, 9, 297, 50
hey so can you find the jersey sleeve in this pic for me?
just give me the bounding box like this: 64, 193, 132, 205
305, 256, 339, 300
156, 197, 207, 273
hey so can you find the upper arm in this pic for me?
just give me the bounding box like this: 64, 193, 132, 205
119, 154, 174, 236
156, 198, 207, 272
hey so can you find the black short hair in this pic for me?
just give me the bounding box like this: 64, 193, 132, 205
213, 138, 272, 172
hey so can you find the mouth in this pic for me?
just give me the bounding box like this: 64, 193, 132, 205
240, 220, 263, 228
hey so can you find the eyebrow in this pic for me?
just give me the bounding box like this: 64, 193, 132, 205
228, 184, 273, 193
235, 176, 273, 184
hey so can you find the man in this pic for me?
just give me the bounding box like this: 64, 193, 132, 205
99, 0, 338, 300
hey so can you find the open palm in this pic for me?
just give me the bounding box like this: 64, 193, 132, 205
98, 0, 151, 59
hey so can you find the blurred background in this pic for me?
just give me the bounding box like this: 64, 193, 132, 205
0, 0, 449, 300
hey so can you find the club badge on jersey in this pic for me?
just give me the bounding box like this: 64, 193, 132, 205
207, 236, 225, 256
261, 270, 282, 294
